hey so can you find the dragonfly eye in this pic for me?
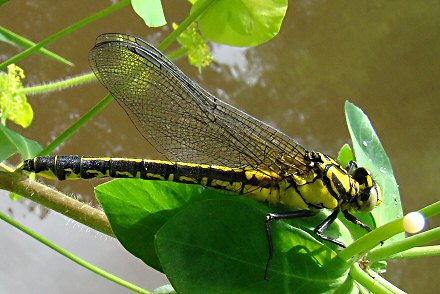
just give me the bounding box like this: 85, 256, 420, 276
358, 183, 382, 212
352, 167, 383, 212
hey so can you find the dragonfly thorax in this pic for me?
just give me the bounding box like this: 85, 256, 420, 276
306, 151, 382, 213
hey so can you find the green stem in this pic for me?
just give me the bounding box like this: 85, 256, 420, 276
18, 72, 96, 95
365, 267, 405, 294
349, 263, 394, 294
0, 210, 150, 293
38, 93, 113, 156
158, 0, 216, 51
0, 26, 73, 66
166, 47, 188, 61
0, 0, 130, 70
386, 245, 440, 260
367, 227, 440, 262
420, 201, 440, 218
338, 219, 403, 262
340, 201, 440, 262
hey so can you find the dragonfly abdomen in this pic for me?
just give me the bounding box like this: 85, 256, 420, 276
22, 156, 278, 195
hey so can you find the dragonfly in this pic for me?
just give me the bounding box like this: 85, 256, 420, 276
22, 33, 383, 279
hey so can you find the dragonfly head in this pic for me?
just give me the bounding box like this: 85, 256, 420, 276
352, 167, 383, 212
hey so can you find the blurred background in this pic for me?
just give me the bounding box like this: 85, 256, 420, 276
0, 1, 439, 293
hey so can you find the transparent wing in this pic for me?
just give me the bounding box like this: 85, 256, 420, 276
89, 33, 309, 175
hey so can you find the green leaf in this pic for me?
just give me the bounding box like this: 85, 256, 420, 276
96, 179, 355, 289
131, 0, 166, 27
156, 198, 353, 292
95, 179, 229, 271
337, 144, 355, 168
192, 0, 288, 46
0, 64, 33, 127
345, 101, 403, 242
173, 22, 213, 71
0, 123, 42, 162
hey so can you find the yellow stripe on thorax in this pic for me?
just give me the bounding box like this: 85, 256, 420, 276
244, 167, 340, 210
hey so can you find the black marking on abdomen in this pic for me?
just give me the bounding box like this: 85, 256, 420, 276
80, 158, 110, 178
141, 161, 175, 180
55, 155, 81, 180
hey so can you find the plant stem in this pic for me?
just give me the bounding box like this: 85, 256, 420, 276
342, 201, 440, 262
386, 245, 440, 260
365, 267, 405, 294
0, 210, 150, 293
158, 0, 216, 51
166, 47, 188, 61
349, 263, 395, 294
338, 219, 403, 262
0, 26, 73, 66
367, 227, 440, 262
38, 93, 113, 156
0, 0, 130, 70
0, 171, 113, 236
420, 201, 440, 218
18, 72, 96, 95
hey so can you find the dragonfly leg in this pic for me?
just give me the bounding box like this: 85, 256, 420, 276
264, 210, 317, 280
342, 210, 386, 246
342, 210, 372, 232
346, 161, 358, 174
314, 209, 346, 248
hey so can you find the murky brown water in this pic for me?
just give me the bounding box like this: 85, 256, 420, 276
1, 1, 439, 293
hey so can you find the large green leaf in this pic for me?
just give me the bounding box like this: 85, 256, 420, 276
156, 198, 353, 293
192, 0, 287, 46
95, 179, 228, 271
345, 101, 403, 242
96, 179, 356, 291
0, 124, 42, 162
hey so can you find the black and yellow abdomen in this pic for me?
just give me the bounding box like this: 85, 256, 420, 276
23, 155, 283, 198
